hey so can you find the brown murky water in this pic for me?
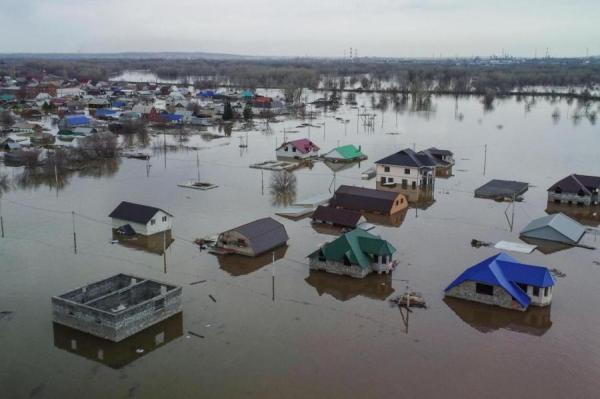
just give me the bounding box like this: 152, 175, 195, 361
1, 93, 600, 398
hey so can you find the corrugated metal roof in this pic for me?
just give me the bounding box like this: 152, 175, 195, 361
474, 179, 529, 199
317, 228, 396, 269
445, 253, 555, 309
520, 213, 585, 245
312, 205, 363, 228
230, 217, 288, 255
330, 185, 404, 214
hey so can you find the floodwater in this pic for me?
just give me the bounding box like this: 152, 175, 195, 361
1, 92, 600, 399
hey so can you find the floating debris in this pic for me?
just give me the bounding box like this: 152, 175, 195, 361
389, 292, 427, 309
550, 268, 566, 278
593, 261, 600, 266
135, 348, 144, 354
189, 280, 207, 286
471, 239, 492, 248
209, 294, 217, 303
188, 331, 205, 339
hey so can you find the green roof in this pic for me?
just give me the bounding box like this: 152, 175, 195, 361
335, 144, 364, 160
317, 229, 396, 269
0, 94, 16, 102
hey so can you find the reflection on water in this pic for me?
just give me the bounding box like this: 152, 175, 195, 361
444, 297, 552, 336
270, 171, 297, 207
305, 270, 395, 302
112, 229, 174, 255
519, 236, 574, 255
218, 245, 288, 276
52, 313, 183, 369
546, 202, 600, 227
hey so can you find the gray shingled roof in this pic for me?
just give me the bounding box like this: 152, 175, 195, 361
109, 201, 172, 224
520, 213, 585, 245
375, 148, 437, 168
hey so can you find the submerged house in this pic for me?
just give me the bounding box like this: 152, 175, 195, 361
375, 148, 437, 189
547, 174, 600, 206
52, 274, 182, 342
322, 144, 366, 163
474, 179, 529, 201
215, 217, 289, 257
330, 185, 407, 215
109, 201, 173, 236
444, 253, 556, 311
419, 147, 454, 177
520, 213, 586, 246
276, 138, 319, 159
308, 229, 397, 278
311, 205, 366, 229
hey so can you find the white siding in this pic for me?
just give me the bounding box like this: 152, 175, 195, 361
111, 210, 172, 236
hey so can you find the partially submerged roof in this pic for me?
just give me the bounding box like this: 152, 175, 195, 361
312, 205, 363, 228
445, 253, 555, 309
474, 179, 529, 199
312, 228, 396, 269
228, 217, 289, 255
109, 201, 172, 224
278, 138, 319, 154
548, 174, 600, 195
64, 114, 91, 125
330, 185, 404, 214
324, 144, 364, 160
520, 213, 586, 245
375, 148, 437, 168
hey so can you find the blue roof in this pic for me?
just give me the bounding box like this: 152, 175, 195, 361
165, 113, 183, 122
197, 90, 215, 97
445, 253, 555, 309
95, 108, 118, 117
65, 115, 91, 125
112, 101, 126, 108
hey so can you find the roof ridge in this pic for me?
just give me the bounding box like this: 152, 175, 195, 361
569, 174, 591, 195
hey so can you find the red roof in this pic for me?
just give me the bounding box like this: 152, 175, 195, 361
284, 138, 319, 154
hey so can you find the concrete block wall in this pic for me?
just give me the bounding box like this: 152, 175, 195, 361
445, 281, 522, 311
309, 258, 370, 279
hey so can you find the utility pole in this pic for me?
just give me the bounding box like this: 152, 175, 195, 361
483, 144, 488, 175
271, 252, 275, 301
163, 230, 167, 273
196, 152, 201, 183
0, 200, 4, 238
72, 211, 77, 254
54, 163, 59, 198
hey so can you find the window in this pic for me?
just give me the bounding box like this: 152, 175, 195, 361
412, 181, 417, 189
162, 216, 167, 222
318, 250, 326, 262
402, 179, 408, 187
284, 146, 288, 152
544, 287, 549, 297
475, 283, 494, 296
532, 287, 540, 296
292, 147, 296, 152
517, 283, 528, 293
150, 219, 156, 225
404, 168, 410, 175
384, 166, 390, 172
343, 255, 351, 266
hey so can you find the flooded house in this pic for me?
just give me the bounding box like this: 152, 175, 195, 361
474, 179, 529, 201
311, 205, 366, 229
58, 114, 92, 130
214, 217, 289, 257
329, 185, 408, 215
307, 228, 397, 278
419, 147, 454, 177
52, 274, 182, 342
547, 174, 600, 206
375, 148, 437, 189
444, 253, 556, 311
520, 213, 586, 246
276, 138, 320, 159
322, 144, 366, 163
109, 201, 173, 236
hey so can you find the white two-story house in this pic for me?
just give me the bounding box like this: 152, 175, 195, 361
374, 148, 437, 189
109, 201, 173, 236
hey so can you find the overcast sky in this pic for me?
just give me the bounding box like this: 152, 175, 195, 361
1, 0, 599, 57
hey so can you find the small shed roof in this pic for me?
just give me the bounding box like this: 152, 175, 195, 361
330, 185, 404, 214
312, 205, 363, 228
474, 179, 529, 199
278, 138, 319, 154
229, 217, 289, 255
445, 253, 555, 309
520, 213, 585, 245
109, 201, 172, 224
324, 145, 364, 160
